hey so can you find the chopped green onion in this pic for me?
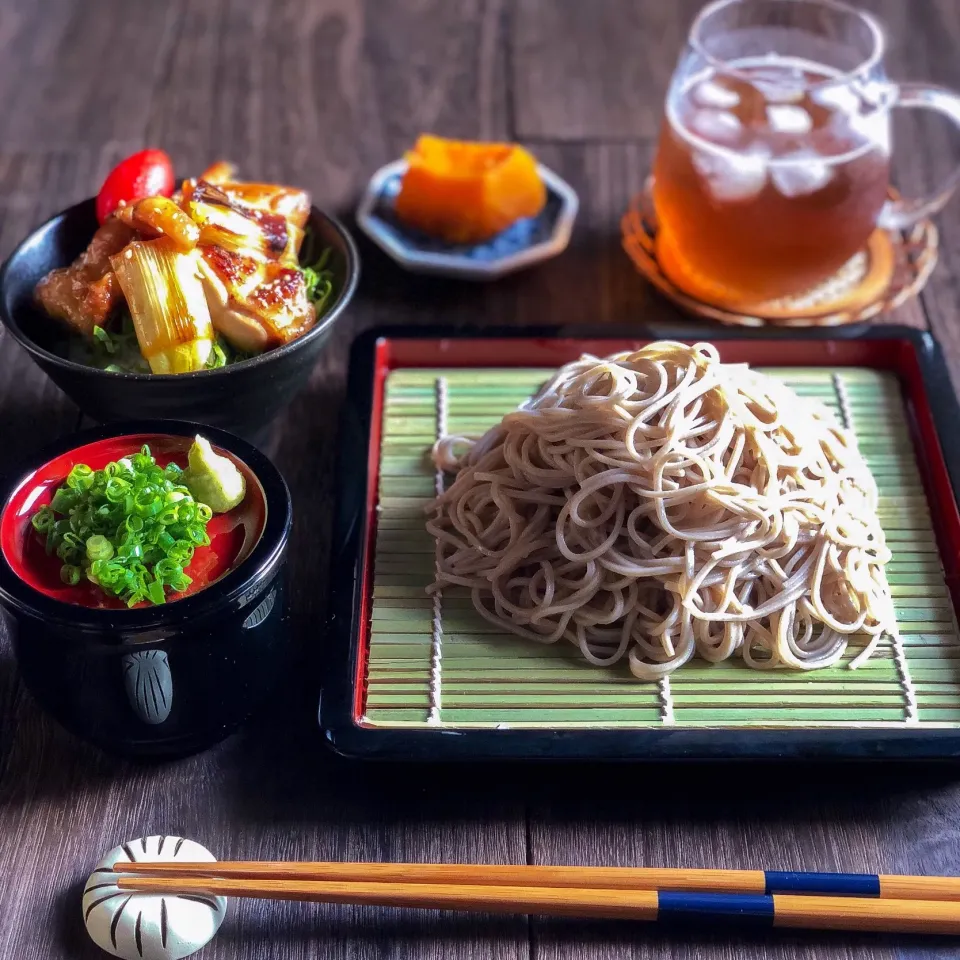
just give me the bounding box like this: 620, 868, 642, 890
67, 464, 94, 491
85, 535, 114, 562
169, 543, 194, 565
176, 501, 197, 524
105, 477, 130, 502
117, 542, 143, 560
185, 524, 209, 546
31, 507, 55, 533
156, 530, 176, 552
56, 541, 79, 563
154, 557, 182, 583
146, 580, 166, 605
28, 444, 216, 607
158, 505, 179, 525
50, 487, 76, 514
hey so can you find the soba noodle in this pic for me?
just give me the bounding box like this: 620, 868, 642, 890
426, 342, 896, 679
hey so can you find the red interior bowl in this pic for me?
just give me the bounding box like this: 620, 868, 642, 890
0, 433, 266, 609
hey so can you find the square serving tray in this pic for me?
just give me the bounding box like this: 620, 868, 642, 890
322, 324, 960, 760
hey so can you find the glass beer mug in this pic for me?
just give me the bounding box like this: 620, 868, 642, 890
652, 0, 960, 304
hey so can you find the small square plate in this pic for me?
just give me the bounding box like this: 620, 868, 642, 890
356, 159, 579, 280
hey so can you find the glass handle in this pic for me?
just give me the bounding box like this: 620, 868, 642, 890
879, 82, 960, 230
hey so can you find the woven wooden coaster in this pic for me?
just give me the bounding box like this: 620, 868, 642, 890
621, 181, 938, 327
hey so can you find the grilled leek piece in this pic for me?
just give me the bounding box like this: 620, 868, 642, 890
110, 237, 214, 374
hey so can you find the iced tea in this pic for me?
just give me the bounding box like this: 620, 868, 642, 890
652, 55, 890, 302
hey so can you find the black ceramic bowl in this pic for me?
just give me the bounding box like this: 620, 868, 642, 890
0, 421, 292, 758
0, 199, 360, 442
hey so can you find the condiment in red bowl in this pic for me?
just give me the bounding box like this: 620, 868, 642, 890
1, 433, 267, 609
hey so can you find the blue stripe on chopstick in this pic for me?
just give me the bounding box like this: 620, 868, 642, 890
658, 892, 774, 924
764, 871, 881, 897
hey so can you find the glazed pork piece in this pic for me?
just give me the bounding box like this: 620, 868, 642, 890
34, 219, 136, 336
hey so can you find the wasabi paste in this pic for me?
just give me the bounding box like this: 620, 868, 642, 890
182, 435, 246, 513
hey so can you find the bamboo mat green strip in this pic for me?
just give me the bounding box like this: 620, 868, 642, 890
363, 366, 960, 730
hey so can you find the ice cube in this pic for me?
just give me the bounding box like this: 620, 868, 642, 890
751, 58, 806, 104
755, 80, 805, 104
689, 109, 743, 143
811, 84, 861, 115
692, 78, 740, 110
770, 150, 834, 197
766, 104, 813, 136
692, 145, 769, 203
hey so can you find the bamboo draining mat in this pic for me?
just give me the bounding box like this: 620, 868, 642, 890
366, 366, 960, 729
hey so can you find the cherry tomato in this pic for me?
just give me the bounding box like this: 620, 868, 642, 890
95, 149, 175, 224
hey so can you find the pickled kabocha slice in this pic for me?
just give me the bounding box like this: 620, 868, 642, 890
394, 135, 547, 244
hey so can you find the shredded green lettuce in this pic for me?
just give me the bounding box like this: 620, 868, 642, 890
298, 224, 336, 315
206, 339, 228, 369
78, 313, 150, 374
300, 245, 334, 313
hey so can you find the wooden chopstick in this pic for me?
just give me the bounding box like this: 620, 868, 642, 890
114, 875, 960, 935
113, 861, 960, 902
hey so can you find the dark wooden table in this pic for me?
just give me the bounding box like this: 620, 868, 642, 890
3, 2, 960, 957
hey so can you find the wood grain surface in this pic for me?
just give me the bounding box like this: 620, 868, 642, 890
0, 2, 959, 958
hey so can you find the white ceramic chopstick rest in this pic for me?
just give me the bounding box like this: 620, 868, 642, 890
83, 836, 226, 960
